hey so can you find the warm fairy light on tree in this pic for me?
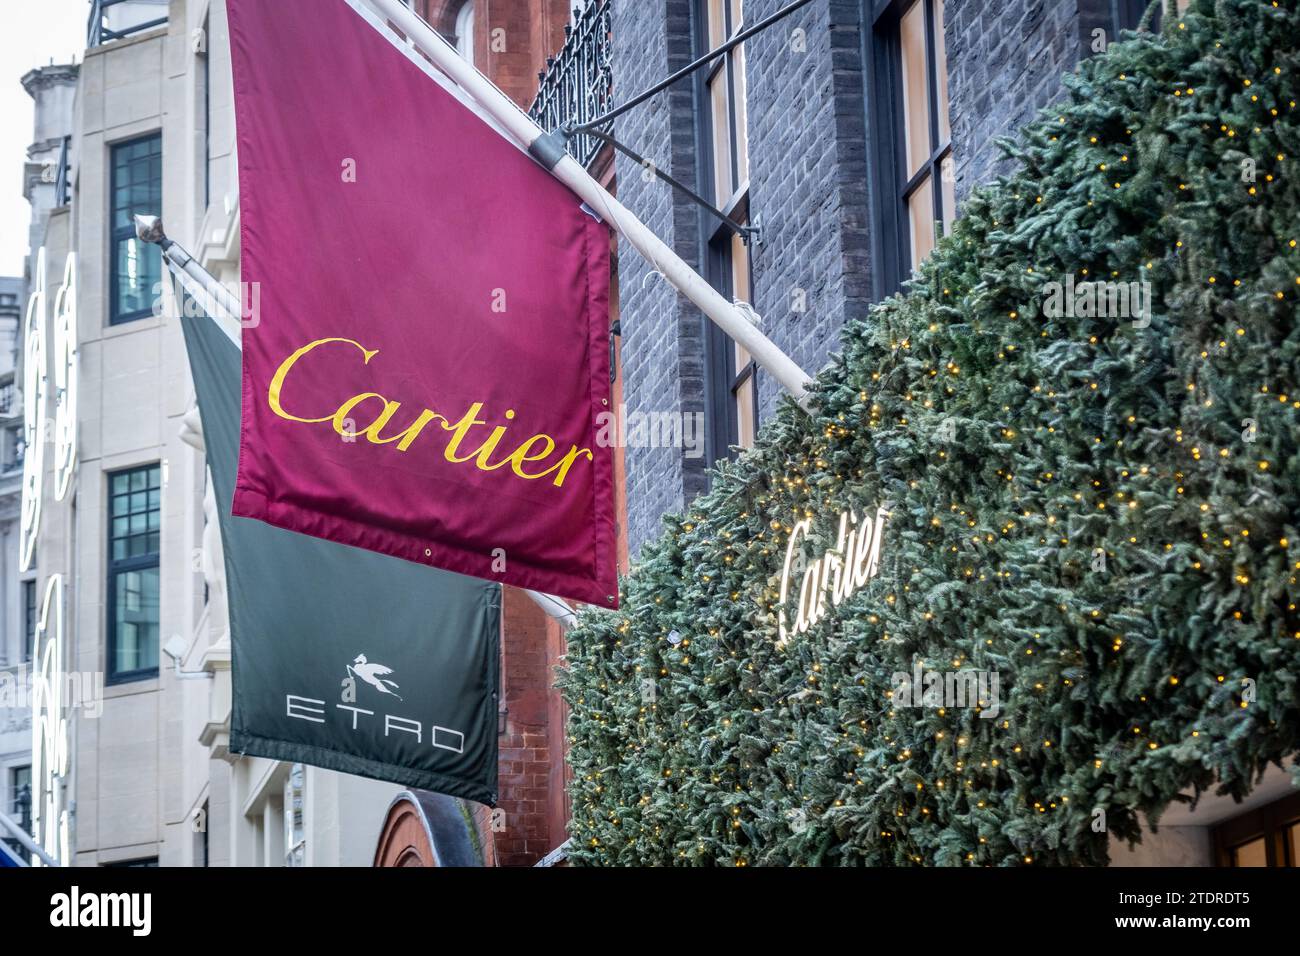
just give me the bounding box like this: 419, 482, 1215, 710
559, 0, 1300, 866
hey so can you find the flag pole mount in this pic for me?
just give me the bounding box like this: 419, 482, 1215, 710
135, 215, 243, 345
367, 0, 813, 412
134, 214, 167, 245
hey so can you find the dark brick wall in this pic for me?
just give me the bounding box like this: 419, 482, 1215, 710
611, 0, 710, 553
611, 0, 1105, 555
745, 0, 872, 415
945, 0, 1121, 204
611, 0, 873, 553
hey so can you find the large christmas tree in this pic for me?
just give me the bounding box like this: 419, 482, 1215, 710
560, 0, 1300, 865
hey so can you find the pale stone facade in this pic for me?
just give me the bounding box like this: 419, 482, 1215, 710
17, 0, 399, 868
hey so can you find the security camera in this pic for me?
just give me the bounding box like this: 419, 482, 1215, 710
163, 635, 189, 664
163, 635, 214, 681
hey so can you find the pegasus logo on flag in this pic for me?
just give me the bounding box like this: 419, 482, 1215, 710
344, 653, 403, 702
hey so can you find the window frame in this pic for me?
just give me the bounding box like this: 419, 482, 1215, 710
1111, 0, 1190, 33
284, 762, 306, 866
1212, 791, 1300, 867
106, 463, 162, 685
863, 0, 953, 298
454, 1, 474, 65
1110, 0, 1193, 35
108, 132, 163, 326
9, 765, 31, 833
5, 423, 22, 474
102, 857, 160, 867
22, 579, 37, 663
1112, 0, 1150, 31
196, 799, 210, 867
198, 19, 210, 211
693, 0, 759, 465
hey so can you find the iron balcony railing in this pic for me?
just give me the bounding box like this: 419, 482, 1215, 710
528, 0, 613, 170
88, 0, 168, 48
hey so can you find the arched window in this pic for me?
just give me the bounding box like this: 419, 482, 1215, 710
454, 1, 474, 65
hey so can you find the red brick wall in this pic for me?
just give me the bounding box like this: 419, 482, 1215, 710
495, 586, 555, 865
490, 0, 575, 106
421, 0, 575, 109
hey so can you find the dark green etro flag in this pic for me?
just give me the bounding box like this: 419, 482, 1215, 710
178, 288, 501, 804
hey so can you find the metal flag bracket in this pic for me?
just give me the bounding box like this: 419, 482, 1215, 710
538, 123, 759, 245
369, 0, 813, 411
527, 127, 572, 170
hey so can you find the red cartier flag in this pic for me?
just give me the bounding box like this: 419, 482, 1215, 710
226, 0, 617, 607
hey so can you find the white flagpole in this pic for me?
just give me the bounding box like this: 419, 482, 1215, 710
365, 0, 814, 410
523, 589, 578, 629
0, 810, 58, 867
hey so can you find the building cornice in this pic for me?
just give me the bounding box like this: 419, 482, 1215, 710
20, 64, 79, 98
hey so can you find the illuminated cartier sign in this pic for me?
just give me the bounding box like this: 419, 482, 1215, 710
20, 249, 48, 572
52, 252, 77, 501
777, 505, 888, 643
30, 574, 70, 866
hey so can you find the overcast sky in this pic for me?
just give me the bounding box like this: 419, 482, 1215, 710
0, 0, 88, 278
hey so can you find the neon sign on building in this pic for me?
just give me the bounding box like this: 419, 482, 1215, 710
19, 248, 48, 571
777, 504, 888, 643
52, 252, 78, 501
30, 574, 70, 866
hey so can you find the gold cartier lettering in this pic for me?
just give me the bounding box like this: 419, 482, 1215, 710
269, 337, 376, 423
267, 339, 593, 489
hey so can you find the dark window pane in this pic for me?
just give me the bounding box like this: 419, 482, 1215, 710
9, 766, 31, 839
110, 134, 162, 323
113, 236, 161, 319
109, 465, 162, 680
23, 582, 36, 661
112, 566, 159, 675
